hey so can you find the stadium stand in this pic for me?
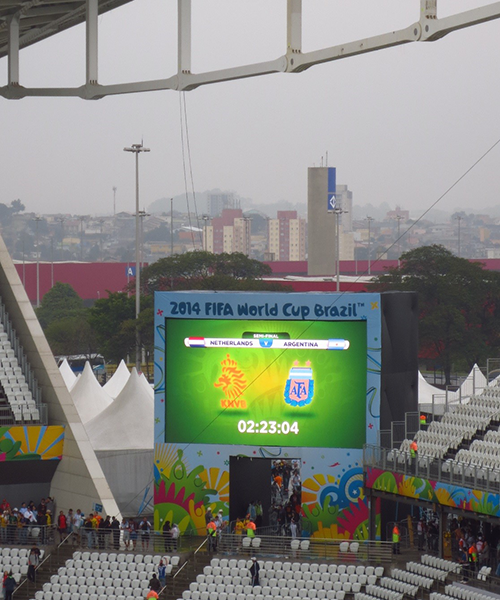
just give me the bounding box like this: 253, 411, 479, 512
0, 296, 43, 424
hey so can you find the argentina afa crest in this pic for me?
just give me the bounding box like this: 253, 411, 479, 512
284, 361, 314, 407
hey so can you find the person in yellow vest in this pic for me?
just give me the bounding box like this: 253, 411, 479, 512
392, 524, 401, 555
467, 542, 478, 580
410, 440, 418, 473
247, 519, 256, 539
420, 413, 427, 430
207, 519, 217, 552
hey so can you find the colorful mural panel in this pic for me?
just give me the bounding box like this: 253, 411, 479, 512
366, 467, 500, 517
154, 443, 381, 539
0, 426, 64, 461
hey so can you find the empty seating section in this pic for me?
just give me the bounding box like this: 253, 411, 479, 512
0, 297, 42, 423
406, 561, 449, 582
390, 386, 500, 479
421, 554, 461, 574
437, 589, 500, 600
180, 560, 386, 600
445, 582, 496, 599
31, 551, 180, 600
1, 546, 40, 583
391, 568, 433, 590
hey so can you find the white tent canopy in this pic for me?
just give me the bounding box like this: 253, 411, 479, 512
86, 368, 153, 451
70, 361, 113, 424
139, 372, 154, 401
58, 358, 77, 391
103, 359, 130, 399
419, 364, 488, 414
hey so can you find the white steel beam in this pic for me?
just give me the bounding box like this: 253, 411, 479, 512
287, 0, 302, 54
86, 0, 98, 85
8, 15, 20, 87
421, 1, 500, 41
178, 0, 192, 74
1, 2, 500, 99
285, 24, 421, 73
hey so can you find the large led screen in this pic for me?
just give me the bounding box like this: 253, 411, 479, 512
164, 318, 367, 448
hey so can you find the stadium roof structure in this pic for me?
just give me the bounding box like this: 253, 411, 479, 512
0, 0, 133, 60
2, 1, 500, 99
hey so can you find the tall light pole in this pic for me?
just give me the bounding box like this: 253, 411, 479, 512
57, 217, 65, 261
124, 142, 150, 372
366, 216, 374, 275
202, 215, 210, 251
33, 216, 42, 307
334, 207, 348, 292
99, 219, 105, 261
243, 216, 252, 256
455, 215, 463, 257
139, 210, 149, 268
113, 186, 117, 216
78, 216, 86, 261
394, 214, 404, 267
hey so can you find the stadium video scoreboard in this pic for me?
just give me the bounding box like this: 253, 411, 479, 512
154, 292, 381, 450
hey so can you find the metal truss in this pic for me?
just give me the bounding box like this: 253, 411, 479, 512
1, 0, 500, 100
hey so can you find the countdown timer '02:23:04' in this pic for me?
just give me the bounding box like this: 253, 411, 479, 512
237, 420, 299, 435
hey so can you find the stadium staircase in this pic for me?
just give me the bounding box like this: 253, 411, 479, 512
162, 546, 212, 600
13, 542, 75, 600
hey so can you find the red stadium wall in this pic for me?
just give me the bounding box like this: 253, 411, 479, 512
17, 258, 500, 303
15, 262, 134, 302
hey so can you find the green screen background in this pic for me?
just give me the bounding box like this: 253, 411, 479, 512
165, 319, 367, 448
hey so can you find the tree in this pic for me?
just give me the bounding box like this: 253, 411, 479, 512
36, 282, 84, 329
371, 245, 500, 384
88, 292, 154, 363
140, 251, 284, 293
45, 314, 97, 357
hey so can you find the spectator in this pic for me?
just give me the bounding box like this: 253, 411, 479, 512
158, 559, 167, 588
73, 509, 84, 546
162, 520, 171, 552
171, 523, 180, 551
3, 572, 15, 600
2, 570, 8, 599
84, 515, 94, 549
99, 516, 110, 550
27, 544, 41, 582
120, 518, 130, 551
129, 518, 138, 550
148, 573, 161, 593
57, 510, 67, 543
139, 517, 152, 551
66, 509, 73, 538
111, 517, 120, 550
249, 557, 260, 586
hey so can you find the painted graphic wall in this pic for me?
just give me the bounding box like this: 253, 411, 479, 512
154, 292, 381, 538
0, 425, 65, 461
366, 467, 500, 517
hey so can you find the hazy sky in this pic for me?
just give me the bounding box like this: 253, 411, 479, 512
1, 0, 500, 218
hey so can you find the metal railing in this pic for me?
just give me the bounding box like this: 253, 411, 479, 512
0, 524, 56, 547
0, 403, 48, 426
364, 444, 500, 495
217, 533, 393, 563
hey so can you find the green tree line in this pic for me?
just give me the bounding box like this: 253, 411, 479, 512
37, 252, 290, 364
371, 245, 500, 384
